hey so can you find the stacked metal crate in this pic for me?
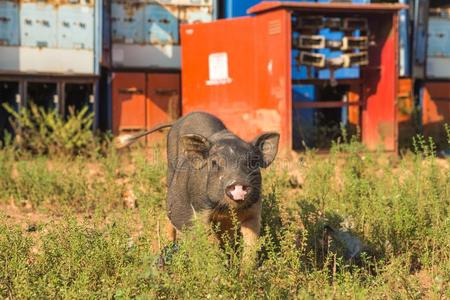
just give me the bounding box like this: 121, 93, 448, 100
291, 13, 370, 148
0, 0, 103, 137
109, 0, 217, 136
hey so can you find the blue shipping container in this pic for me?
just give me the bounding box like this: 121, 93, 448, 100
426, 15, 450, 78
0, 1, 20, 46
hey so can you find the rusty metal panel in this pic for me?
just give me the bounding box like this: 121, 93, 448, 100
145, 3, 179, 45
146, 73, 180, 126
347, 84, 360, 128
0, 0, 98, 74
0, 0, 20, 46
361, 13, 398, 152
426, 15, 450, 78
397, 78, 415, 146
164, 0, 213, 5
422, 82, 450, 146
58, 3, 94, 49
397, 78, 414, 123
111, 1, 145, 44
112, 72, 146, 134
179, 5, 213, 25
20, 2, 58, 48
248, 2, 407, 14
111, 0, 215, 69
146, 73, 180, 142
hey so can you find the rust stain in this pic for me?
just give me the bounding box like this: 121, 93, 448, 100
377, 122, 394, 141
19, 0, 94, 7
167, 92, 180, 120
242, 109, 282, 133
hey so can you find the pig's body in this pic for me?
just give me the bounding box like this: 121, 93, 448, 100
163, 112, 279, 255
166, 112, 228, 229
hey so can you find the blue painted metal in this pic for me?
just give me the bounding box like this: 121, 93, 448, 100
223, 0, 260, 18
427, 16, 450, 57
291, 49, 309, 80
317, 0, 370, 3
426, 14, 450, 78
222, 0, 320, 18
292, 84, 316, 148
0, 1, 20, 46
145, 3, 179, 45
412, 0, 429, 78
111, 2, 145, 44
58, 4, 94, 49
95, 0, 103, 74
20, 2, 57, 48
398, 0, 410, 77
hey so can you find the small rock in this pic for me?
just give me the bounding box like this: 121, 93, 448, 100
26, 224, 37, 232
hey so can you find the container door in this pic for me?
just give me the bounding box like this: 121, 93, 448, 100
112, 72, 146, 134
146, 73, 180, 136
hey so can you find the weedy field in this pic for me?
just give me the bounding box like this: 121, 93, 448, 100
0, 109, 449, 299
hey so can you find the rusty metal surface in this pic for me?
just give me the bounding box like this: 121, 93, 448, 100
112, 72, 181, 137
397, 78, 414, 123
422, 82, 450, 146
146, 72, 180, 142
0, 1, 20, 46
361, 13, 398, 152
293, 101, 362, 109
112, 72, 147, 134
248, 2, 407, 15
111, 0, 213, 45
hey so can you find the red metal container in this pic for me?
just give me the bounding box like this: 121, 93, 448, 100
181, 2, 405, 152
112, 72, 180, 138
422, 82, 450, 146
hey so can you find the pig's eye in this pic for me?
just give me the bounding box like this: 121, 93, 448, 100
247, 154, 261, 170
211, 159, 220, 170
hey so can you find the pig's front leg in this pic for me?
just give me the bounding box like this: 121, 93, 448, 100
240, 201, 261, 265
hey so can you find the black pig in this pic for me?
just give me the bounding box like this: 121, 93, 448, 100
117, 112, 280, 255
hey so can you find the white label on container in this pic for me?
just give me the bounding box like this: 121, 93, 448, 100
206, 52, 232, 86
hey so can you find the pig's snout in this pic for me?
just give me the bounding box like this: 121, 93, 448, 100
225, 182, 251, 201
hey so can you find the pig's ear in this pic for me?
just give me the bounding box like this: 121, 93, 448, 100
180, 134, 211, 169
252, 132, 280, 168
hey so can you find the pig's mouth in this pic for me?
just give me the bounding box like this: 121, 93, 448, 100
225, 184, 252, 202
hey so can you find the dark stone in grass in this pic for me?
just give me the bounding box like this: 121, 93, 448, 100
157, 242, 180, 269
26, 224, 37, 232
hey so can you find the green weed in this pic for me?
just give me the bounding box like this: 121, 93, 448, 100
0, 136, 449, 298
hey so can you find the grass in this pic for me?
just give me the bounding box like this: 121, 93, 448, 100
0, 135, 449, 299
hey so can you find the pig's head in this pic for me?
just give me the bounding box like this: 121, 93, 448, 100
181, 131, 280, 209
